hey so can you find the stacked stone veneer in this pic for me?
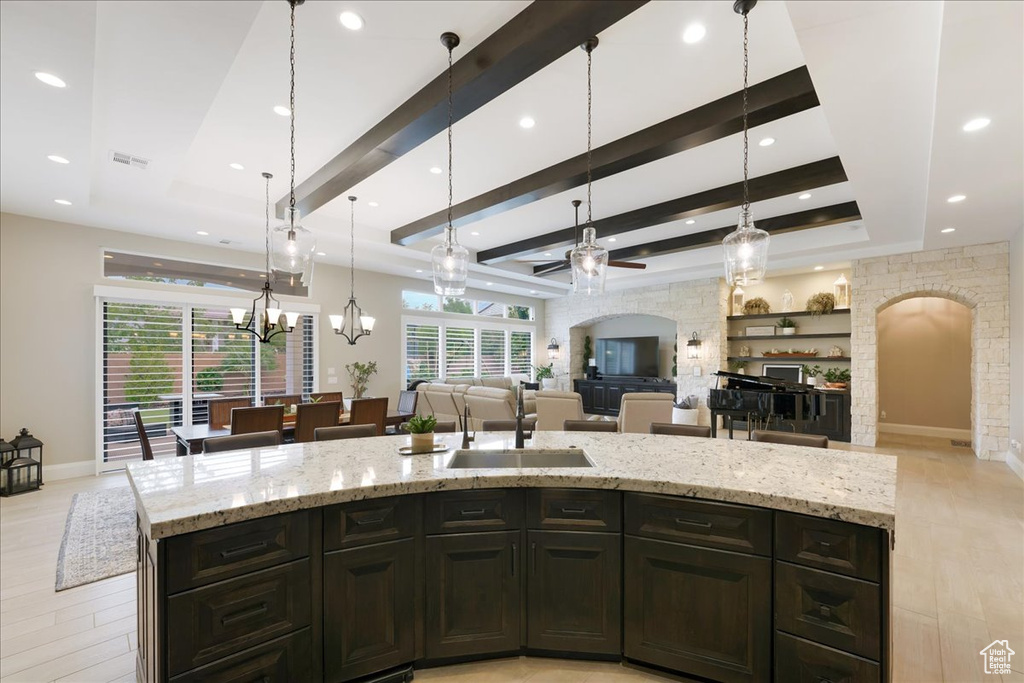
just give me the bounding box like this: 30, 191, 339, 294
851, 242, 1011, 459
544, 278, 730, 426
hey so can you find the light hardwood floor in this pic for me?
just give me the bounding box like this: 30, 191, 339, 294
0, 435, 1020, 683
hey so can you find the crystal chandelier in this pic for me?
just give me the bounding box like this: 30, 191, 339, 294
330, 196, 376, 345
431, 31, 469, 295
722, 0, 770, 287
271, 0, 316, 288
231, 172, 299, 343
570, 38, 608, 295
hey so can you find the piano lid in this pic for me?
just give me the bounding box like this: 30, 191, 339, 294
714, 370, 812, 393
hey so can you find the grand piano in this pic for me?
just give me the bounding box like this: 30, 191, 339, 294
709, 371, 852, 442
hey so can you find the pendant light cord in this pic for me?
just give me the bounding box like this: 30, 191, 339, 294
350, 198, 356, 299
288, 1, 297, 225
446, 43, 454, 237
741, 12, 750, 213
586, 45, 593, 228
265, 173, 272, 282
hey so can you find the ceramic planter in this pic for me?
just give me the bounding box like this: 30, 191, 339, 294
781, 327, 796, 336
672, 408, 699, 425
410, 432, 435, 454
541, 378, 557, 390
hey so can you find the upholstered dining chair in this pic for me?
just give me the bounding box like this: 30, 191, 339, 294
294, 401, 341, 443
349, 397, 389, 436
230, 405, 284, 436
132, 409, 155, 461
617, 393, 674, 434
315, 424, 378, 441
535, 391, 585, 431
750, 430, 829, 448
563, 419, 618, 433
309, 392, 343, 409
207, 397, 253, 430
650, 423, 712, 438
204, 430, 281, 454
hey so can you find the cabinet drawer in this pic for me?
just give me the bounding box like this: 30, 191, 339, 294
425, 489, 523, 534
167, 559, 311, 676
527, 489, 620, 532
775, 632, 879, 683
624, 493, 771, 556
170, 629, 311, 682
775, 562, 880, 660
776, 512, 881, 581
165, 511, 309, 593
324, 495, 418, 551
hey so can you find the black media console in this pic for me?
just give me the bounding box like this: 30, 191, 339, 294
573, 378, 676, 416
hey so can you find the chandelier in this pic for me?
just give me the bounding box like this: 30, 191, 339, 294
330, 196, 376, 344
271, 0, 316, 288
723, 0, 770, 287
231, 172, 299, 343
431, 31, 469, 295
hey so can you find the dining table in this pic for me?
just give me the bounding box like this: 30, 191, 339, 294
170, 410, 416, 456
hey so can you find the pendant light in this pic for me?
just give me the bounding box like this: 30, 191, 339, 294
330, 196, 376, 344
431, 31, 469, 296
231, 172, 300, 343
722, 0, 770, 287
271, 0, 316, 288
570, 38, 609, 296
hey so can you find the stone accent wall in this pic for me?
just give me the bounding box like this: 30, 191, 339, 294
545, 279, 729, 425
851, 242, 1011, 459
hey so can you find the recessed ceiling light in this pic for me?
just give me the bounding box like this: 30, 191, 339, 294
317, 251, 327, 256
941, 227, 956, 234
196, 230, 209, 236
229, 162, 244, 170
759, 137, 775, 147
962, 117, 990, 132
947, 194, 966, 203
47, 155, 70, 164
54, 199, 71, 205
153, 262, 163, 267
273, 105, 290, 117
429, 166, 442, 174
338, 11, 363, 30
608, 237, 616, 242
469, 231, 480, 237
368, 201, 379, 207
35, 72, 66, 88
519, 116, 535, 129
486, 282, 494, 286
238, 273, 246, 278
529, 290, 537, 294
415, 269, 423, 273
544, 252, 552, 257
799, 193, 812, 200
685, 219, 695, 225
813, 265, 824, 271
682, 24, 706, 44
104, 254, 114, 259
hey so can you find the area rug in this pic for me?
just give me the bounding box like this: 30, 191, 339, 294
55, 486, 136, 591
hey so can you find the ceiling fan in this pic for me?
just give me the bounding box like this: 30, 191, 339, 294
528, 199, 647, 276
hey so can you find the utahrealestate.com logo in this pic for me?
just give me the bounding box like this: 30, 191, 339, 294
979, 640, 1015, 675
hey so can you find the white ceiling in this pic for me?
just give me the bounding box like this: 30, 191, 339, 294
1, 0, 1020, 299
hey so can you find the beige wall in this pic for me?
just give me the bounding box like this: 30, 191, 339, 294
0, 212, 544, 470
877, 297, 971, 431
583, 315, 678, 379
732, 268, 850, 316
1010, 227, 1023, 477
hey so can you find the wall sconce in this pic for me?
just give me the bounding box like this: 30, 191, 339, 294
686, 332, 701, 360
546, 338, 560, 360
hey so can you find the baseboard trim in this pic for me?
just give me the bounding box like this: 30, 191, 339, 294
43, 460, 95, 481
878, 423, 972, 440
1007, 450, 1024, 480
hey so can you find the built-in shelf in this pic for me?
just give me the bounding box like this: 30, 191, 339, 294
726, 309, 851, 321
728, 356, 851, 362
726, 333, 852, 341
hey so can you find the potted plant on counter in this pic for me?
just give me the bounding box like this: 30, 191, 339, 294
672, 395, 699, 425
802, 364, 822, 387
535, 363, 557, 390
823, 367, 851, 389
406, 414, 438, 454
777, 317, 797, 336
345, 361, 378, 409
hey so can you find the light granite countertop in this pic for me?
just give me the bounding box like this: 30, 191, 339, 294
126, 432, 897, 540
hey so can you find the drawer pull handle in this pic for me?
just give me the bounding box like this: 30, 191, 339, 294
818, 540, 832, 555
817, 678, 834, 683
460, 508, 487, 516
220, 540, 268, 559
560, 507, 587, 515
675, 518, 713, 529
818, 604, 832, 619
511, 542, 518, 577
221, 602, 268, 626
356, 516, 388, 526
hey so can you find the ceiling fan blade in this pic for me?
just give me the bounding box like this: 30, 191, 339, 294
608, 260, 647, 270
533, 260, 571, 275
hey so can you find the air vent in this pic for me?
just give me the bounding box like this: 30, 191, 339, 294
109, 150, 150, 170
219, 239, 233, 245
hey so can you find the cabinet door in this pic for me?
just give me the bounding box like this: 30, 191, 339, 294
624, 536, 771, 683
527, 531, 621, 654
592, 385, 608, 412
576, 383, 594, 412
425, 531, 521, 659
606, 386, 624, 413
324, 539, 415, 682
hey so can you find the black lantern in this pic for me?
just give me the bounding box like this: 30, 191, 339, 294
686, 332, 702, 360
1, 428, 43, 496
546, 338, 560, 360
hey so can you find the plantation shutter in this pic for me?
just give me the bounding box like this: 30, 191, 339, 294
510, 330, 533, 379
258, 314, 316, 401
480, 329, 507, 377
405, 323, 440, 384
445, 327, 477, 379
191, 307, 256, 425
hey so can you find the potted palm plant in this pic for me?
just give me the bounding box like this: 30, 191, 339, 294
406, 414, 437, 454
802, 364, 822, 387
535, 363, 556, 390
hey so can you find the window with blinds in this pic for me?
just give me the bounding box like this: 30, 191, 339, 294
445, 327, 477, 379
510, 330, 533, 378
259, 314, 315, 402
405, 323, 440, 383
402, 317, 535, 387
192, 308, 256, 425
480, 329, 507, 376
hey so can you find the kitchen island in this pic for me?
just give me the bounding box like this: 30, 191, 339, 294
127, 432, 897, 683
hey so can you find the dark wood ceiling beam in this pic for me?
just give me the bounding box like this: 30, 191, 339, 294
480, 156, 847, 264
391, 66, 818, 245
276, 0, 648, 219
531, 201, 861, 275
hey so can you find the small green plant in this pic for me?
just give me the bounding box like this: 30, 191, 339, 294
195, 367, 224, 392
802, 364, 823, 378
582, 335, 593, 375
728, 360, 748, 371
806, 292, 836, 316
406, 414, 437, 434
534, 363, 554, 380
743, 297, 771, 315
824, 367, 851, 383
777, 317, 797, 329
346, 361, 378, 399
671, 338, 678, 377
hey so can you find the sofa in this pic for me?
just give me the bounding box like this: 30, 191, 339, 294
415, 377, 536, 428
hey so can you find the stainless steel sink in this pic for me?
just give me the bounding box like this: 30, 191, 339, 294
447, 448, 594, 469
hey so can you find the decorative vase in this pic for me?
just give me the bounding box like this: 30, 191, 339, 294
541, 378, 557, 390
672, 408, 699, 425
410, 432, 435, 454
781, 327, 796, 336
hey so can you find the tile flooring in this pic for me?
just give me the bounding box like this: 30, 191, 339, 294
0, 435, 1020, 682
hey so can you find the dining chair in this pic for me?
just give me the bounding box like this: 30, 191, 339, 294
204, 430, 281, 453
535, 391, 585, 430
231, 405, 285, 436
563, 419, 618, 433
207, 397, 253, 429
617, 393, 674, 434
310, 392, 343, 410
349, 397, 389, 436
315, 424, 378, 441
397, 390, 418, 415
750, 430, 829, 448
650, 423, 712, 438
132, 409, 155, 461
481, 418, 536, 434
294, 401, 341, 443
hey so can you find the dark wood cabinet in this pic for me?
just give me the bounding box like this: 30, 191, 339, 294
424, 530, 522, 659
526, 531, 621, 654
574, 379, 675, 416
136, 520, 160, 683
324, 539, 416, 682
775, 632, 880, 683
170, 630, 312, 683
623, 536, 771, 683
817, 393, 852, 443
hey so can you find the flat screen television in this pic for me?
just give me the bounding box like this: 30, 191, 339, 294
595, 336, 660, 377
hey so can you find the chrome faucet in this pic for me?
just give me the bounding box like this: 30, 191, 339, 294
461, 403, 473, 449
514, 385, 526, 449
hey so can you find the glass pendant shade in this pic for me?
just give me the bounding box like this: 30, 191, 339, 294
360, 315, 376, 332
723, 210, 770, 286
431, 228, 468, 295
271, 207, 316, 287
570, 227, 608, 295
